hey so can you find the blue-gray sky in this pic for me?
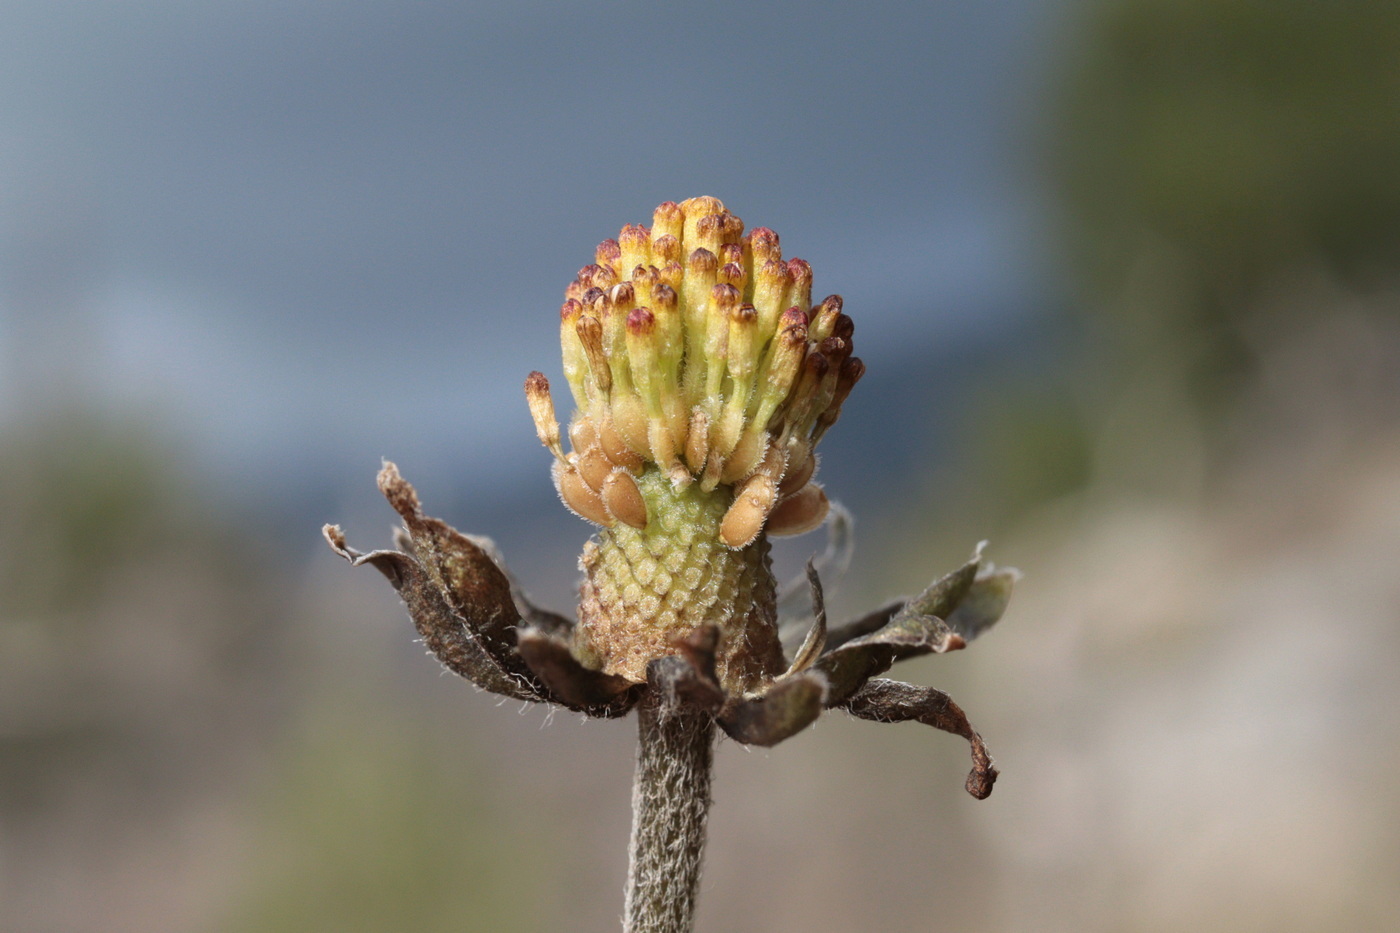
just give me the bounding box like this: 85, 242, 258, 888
0, 0, 1062, 543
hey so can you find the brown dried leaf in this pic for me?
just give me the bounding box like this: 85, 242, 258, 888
825, 543, 984, 649
643, 625, 727, 715
717, 672, 828, 747
891, 544, 984, 631
377, 462, 535, 682
817, 544, 1014, 705
814, 638, 899, 707
646, 655, 725, 716
461, 530, 579, 634
843, 678, 998, 799
822, 600, 903, 653
782, 561, 827, 676
323, 524, 542, 702
946, 565, 1018, 642
515, 624, 642, 717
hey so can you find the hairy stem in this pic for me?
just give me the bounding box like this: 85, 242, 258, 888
623, 689, 716, 933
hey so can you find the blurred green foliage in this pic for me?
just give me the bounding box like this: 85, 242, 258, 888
0, 412, 555, 929
0, 412, 292, 929
1052, 0, 1400, 389
935, 0, 1400, 541
2, 413, 227, 615
221, 693, 548, 933
0, 414, 283, 805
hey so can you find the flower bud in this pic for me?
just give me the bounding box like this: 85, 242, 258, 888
681, 248, 719, 400
651, 234, 682, 265
525, 198, 870, 697
718, 260, 745, 293
626, 308, 678, 468
525, 371, 565, 462
534, 198, 858, 541
575, 314, 612, 396
681, 197, 725, 250
657, 259, 684, 292
652, 200, 684, 242
785, 258, 812, 314
601, 467, 648, 530
747, 226, 781, 265
710, 304, 760, 468
753, 260, 792, 340
577, 263, 604, 289
703, 283, 740, 406
766, 482, 829, 537
810, 294, 843, 342
813, 356, 864, 443
619, 224, 650, 277
560, 299, 589, 408
596, 238, 622, 271
574, 313, 613, 400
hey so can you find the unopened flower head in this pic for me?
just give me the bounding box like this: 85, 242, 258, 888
527, 196, 863, 548
526, 197, 865, 689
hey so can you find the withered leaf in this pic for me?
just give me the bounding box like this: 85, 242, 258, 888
516, 624, 642, 717
647, 655, 725, 716
946, 565, 1018, 642
817, 544, 1010, 705
823, 545, 983, 652
814, 638, 899, 707
782, 561, 828, 677
378, 462, 538, 684
718, 672, 828, 747
843, 678, 998, 799
461, 529, 579, 635
324, 524, 542, 702
890, 544, 984, 631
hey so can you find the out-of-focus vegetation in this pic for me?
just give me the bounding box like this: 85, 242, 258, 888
0, 414, 288, 930
1054, 0, 1400, 397
943, 0, 1400, 541
223, 689, 547, 933
0, 414, 583, 932
889, 3, 1400, 931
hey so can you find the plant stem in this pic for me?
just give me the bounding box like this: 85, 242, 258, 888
623, 689, 716, 933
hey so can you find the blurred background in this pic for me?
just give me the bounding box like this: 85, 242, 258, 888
3, 1, 1398, 930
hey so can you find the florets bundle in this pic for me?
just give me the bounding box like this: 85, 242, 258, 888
526, 196, 863, 549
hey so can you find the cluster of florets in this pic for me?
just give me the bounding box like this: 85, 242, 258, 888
526, 196, 863, 549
